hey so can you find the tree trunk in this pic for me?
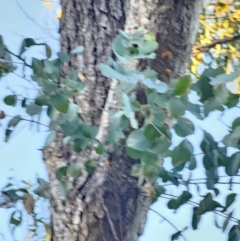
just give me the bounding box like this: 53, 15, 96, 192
43, 1, 202, 241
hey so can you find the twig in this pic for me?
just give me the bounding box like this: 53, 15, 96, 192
5, 114, 49, 129
4, 48, 32, 68
14, 0, 56, 31
139, 196, 188, 241
151, 122, 172, 143
194, 35, 240, 52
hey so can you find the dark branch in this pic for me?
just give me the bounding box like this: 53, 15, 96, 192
194, 35, 240, 52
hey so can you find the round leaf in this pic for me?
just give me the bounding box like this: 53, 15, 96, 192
4, 95, 17, 106
67, 163, 82, 178
174, 117, 195, 137
49, 92, 69, 113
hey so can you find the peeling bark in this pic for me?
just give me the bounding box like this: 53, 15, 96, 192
43, 1, 202, 241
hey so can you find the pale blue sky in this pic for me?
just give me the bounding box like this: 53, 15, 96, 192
0, 1, 240, 241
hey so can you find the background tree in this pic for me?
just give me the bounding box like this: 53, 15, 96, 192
0, 0, 240, 241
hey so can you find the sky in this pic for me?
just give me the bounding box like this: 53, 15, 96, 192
0, 1, 240, 241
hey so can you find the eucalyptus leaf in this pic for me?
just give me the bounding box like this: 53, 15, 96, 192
67, 163, 82, 178
71, 46, 84, 54
4, 95, 17, 106
126, 130, 152, 151
49, 92, 69, 113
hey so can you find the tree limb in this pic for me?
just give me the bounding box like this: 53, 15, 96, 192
194, 35, 240, 52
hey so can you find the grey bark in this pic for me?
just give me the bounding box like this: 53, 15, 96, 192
43, 1, 202, 241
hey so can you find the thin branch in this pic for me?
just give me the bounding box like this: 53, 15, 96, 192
151, 122, 172, 143
194, 35, 240, 52
4, 48, 32, 68
139, 196, 188, 241
5, 114, 49, 129
12, 72, 38, 88
14, 0, 56, 31
161, 193, 239, 223
1, 59, 28, 66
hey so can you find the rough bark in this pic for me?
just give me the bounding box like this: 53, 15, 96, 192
43, 1, 202, 241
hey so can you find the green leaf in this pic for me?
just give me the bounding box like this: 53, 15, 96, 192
169, 96, 186, 118
57, 52, 70, 63
203, 67, 225, 78
7, 115, 21, 128
200, 131, 217, 153
174, 117, 194, 137
10, 211, 22, 227
33, 178, 50, 199
5, 129, 12, 142
21, 98, 26, 107
45, 131, 56, 147
144, 124, 161, 141
47, 105, 59, 121
171, 231, 181, 241
204, 98, 223, 117
186, 102, 203, 120
198, 75, 214, 102
84, 159, 96, 174
225, 93, 239, 108
142, 67, 158, 81
3, 189, 21, 201
35, 95, 49, 106
56, 166, 67, 181
152, 106, 165, 125
167, 191, 192, 210
192, 207, 201, 230
123, 93, 133, 118
171, 143, 191, 171
62, 78, 84, 91
130, 164, 142, 177
210, 70, 240, 85
127, 130, 152, 151
4, 95, 17, 106
154, 93, 168, 108
49, 92, 69, 113
142, 79, 169, 93
198, 193, 223, 214
232, 117, 240, 130
32, 57, 43, 75
150, 137, 170, 157
45, 44, 52, 58
99, 64, 139, 84
138, 41, 159, 54
228, 225, 240, 241
60, 120, 79, 136
58, 180, 72, 200
71, 46, 84, 54
26, 103, 42, 116
223, 126, 240, 148
188, 155, 197, 170
126, 147, 143, 159
174, 75, 191, 96
223, 211, 233, 232
112, 35, 129, 64
213, 84, 230, 104
203, 152, 217, 170
73, 137, 89, 153
96, 144, 104, 155
224, 193, 237, 211
67, 163, 82, 178
118, 30, 130, 39
225, 152, 240, 176
19, 38, 35, 56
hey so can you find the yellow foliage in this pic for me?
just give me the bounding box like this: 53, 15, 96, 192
190, 0, 240, 90
43, 0, 54, 9
57, 7, 62, 20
